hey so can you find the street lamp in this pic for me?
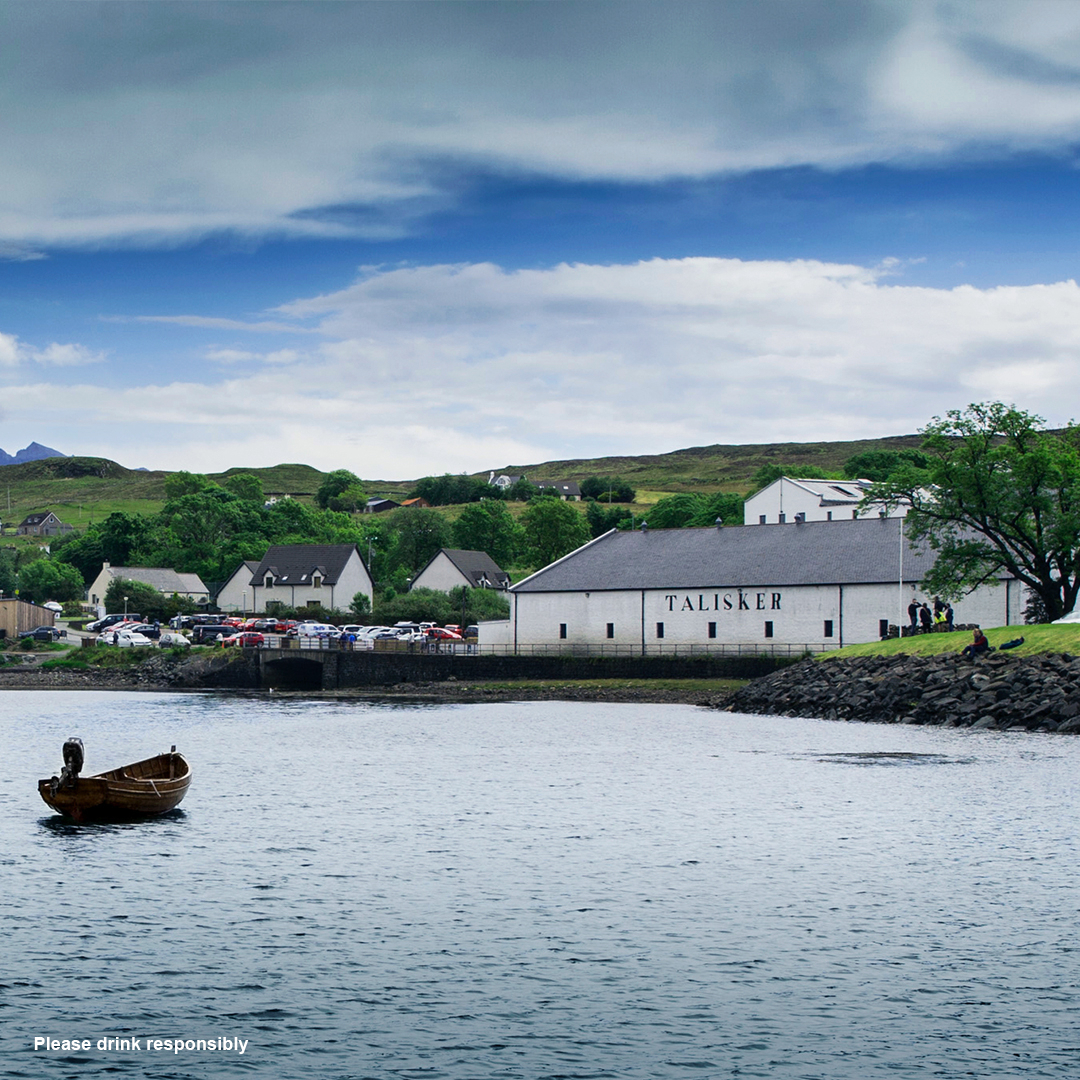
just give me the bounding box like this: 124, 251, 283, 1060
123, 595, 129, 617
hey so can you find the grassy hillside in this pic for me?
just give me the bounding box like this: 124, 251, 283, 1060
820, 623, 1080, 660
0, 431, 926, 534
485, 433, 925, 494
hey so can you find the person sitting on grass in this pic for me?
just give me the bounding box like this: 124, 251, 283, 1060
961, 627, 991, 660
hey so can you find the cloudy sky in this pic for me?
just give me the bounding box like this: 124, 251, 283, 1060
4, 0, 1080, 477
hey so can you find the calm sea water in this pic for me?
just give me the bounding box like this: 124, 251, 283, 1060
1, 690, 1078, 1080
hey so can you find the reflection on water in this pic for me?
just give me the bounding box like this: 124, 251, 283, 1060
2, 690, 1078, 1079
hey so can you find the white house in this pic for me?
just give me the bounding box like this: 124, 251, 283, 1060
486, 517, 1020, 652
248, 544, 372, 613
411, 549, 511, 593
88, 562, 210, 609
215, 560, 262, 614
744, 477, 908, 526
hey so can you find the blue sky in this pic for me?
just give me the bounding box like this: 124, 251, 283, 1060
4, 1, 1080, 477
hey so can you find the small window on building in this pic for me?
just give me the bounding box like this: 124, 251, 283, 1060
606, 623, 614, 639
826, 511, 833, 520
265, 575, 274, 589
778, 513, 786, 523
764, 621, 774, 638
879, 618, 890, 638
559, 623, 567, 639
708, 622, 717, 639
852, 509, 858, 519
759, 514, 766, 525
656, 622, 665, 639
824, 620, 834, 638
312, 575, 322, 589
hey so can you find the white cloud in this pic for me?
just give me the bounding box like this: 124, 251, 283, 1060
7, 256, 1080, 475
31, 342, 105, 367
4, 3, 1080, 246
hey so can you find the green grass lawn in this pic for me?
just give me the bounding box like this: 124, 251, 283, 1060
820, 623, 1080, 661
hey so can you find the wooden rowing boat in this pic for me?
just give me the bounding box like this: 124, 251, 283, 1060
38, 742, 191, 822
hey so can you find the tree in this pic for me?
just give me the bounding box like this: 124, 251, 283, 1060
386, 507, 452, 574
164, 470, 214, 500
104, 578, 168, 621
410, 474, 494, 506
0, 548, 16, 596
315, 469, 366, 512
869, 403, 1080, 622
843, 449, 929, 482
580, 476, 635, 502
586, 500, 634, 537
222, 472, 265, 504
521, 498, 591, 567
452, 500, 521, 566
350, 591, 372, 618
16, 558, 85, 603
646, 494, 707, 529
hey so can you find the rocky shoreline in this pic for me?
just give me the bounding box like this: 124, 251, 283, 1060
725, 652, 1080, 732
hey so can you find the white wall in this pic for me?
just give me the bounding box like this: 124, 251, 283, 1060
744, 477, 907, 526
510, 577, 1019, 650
412, 552, 470, 593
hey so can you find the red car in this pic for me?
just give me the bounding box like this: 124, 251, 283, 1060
221, 631, 265, 648
426, 627, 463, 641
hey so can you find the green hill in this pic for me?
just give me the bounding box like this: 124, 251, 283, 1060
0, 431, 925, 534
485, 433, 925, 494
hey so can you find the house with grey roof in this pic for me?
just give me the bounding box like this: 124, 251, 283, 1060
88, 562, 210, 609
17, 511, 74, 537
487, 517, 1020, 652
410, 549, 511, 593
536, 481, 582, 501
249, 544, 372, 613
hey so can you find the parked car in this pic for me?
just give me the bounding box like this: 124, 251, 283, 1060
18, 625, 63, 641
190, 624, 235, 645
114, 630, 154, 648
42, 601, 64, 613
426, 627, 463, 641
127, 623, 161, 640
87, 613, 141, 633
157, 630, 191, 648
222, 631, 265, 648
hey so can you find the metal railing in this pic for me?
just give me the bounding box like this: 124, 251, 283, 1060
261, 637, 830, 658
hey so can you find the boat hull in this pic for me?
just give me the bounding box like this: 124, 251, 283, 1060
38, 752, 191, 822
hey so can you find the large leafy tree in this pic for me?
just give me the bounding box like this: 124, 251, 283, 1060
16, 558, 85, 603
521, 498, 590, 568
869, 403, 1080, 621
452, 500, 521, 566
315, 469, 366, 512
386, 507, 452, 575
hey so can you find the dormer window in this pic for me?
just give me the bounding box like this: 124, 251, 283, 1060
265, 574, 275, 589
312, 574, 322, 589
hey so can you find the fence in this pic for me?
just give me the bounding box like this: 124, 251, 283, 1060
272, 636, 830, 659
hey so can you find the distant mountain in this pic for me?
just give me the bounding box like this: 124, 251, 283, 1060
0, 441, 67, 467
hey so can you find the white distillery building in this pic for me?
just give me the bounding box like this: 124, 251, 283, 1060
486, 518, 1021, 652
744, 477, 908, 526
88, 562, 210, 609
249, 544, 373, 613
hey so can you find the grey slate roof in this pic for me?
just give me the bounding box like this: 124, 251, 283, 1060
249, 544, 361, 587
513, 517, 1008, 592
537, 480, 582, 497
422, 549, 511, 588
103, 566, 209, 594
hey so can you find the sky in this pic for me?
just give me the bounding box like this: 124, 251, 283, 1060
5, 0, 1080, 479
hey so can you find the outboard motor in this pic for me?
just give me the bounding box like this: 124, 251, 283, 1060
55, 737, 84, 792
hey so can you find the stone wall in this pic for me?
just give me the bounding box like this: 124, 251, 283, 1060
260, 650, 793, 690
725, 652, 1080, 733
